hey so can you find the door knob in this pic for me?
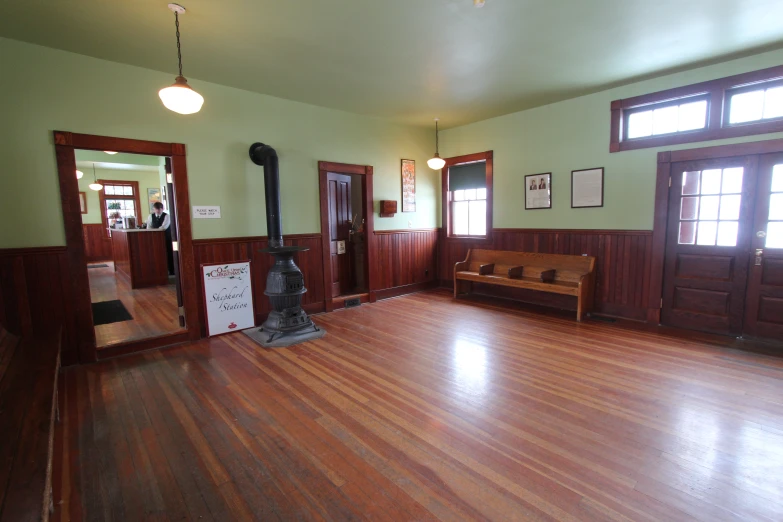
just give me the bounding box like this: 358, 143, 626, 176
755, 249, 763, 266
755, 249, 764, 256
757, 230, 767, 238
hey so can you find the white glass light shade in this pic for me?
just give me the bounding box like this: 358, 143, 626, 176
88, 182, 104, 191
427, 154, 446, 170
159, 76, 204, 115
104, 151, 118, 155
76, 170, 84, 179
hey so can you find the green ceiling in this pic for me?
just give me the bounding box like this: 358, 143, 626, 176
2, 0, 783, 127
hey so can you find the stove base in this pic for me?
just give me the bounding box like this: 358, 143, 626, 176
242, 322, 325, 348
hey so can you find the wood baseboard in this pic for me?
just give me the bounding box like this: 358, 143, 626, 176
375, 280, 438, 301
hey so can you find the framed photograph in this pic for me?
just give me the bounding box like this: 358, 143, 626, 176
401, 159, 416, 212
79, 192, 88, 214
525, 173, 552, 210
148, 187, 162, 214
571, 167, 604, 208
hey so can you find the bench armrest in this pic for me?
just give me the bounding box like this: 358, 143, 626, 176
454, 260, 469, 273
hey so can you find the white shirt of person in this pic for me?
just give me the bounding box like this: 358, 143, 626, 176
145, 212, 171, 230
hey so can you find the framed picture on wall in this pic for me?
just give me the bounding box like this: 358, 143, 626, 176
571, 167, 604, 208
525, 173, 552, 210
401, 159, 416, 212
79, 192, 87, 214
148, 187, 162, 214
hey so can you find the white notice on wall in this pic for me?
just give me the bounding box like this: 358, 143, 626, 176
571, 168, 604, 208
202, 261, 255, 336
193, 206, 221, 219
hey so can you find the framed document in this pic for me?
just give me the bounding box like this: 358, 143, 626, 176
571, 168, 604, 208
525, 173, 552, 210
401, 159, 416, 212
79, 192, 88, 214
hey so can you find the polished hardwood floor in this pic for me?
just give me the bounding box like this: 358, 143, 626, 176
88, 262, 184, 348
54, 290, 783, 521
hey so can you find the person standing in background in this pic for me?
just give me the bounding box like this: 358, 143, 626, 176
146, 202, 174, 275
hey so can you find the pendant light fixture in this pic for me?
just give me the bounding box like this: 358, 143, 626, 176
88, 163, 103, 191
76, 169, 84, 179
427, 118, 446, 170
104, 151, 118, 155
158, 3, 204, 115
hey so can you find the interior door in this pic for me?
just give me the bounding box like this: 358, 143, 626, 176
743, 153, 783, 339
662, 156, 757, 335
327, 172, 352, 297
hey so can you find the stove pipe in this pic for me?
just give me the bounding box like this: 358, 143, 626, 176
249, 143, 283, 248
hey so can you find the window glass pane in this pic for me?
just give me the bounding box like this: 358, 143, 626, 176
763, 86, 783, 119
468, 200, 486, 236
772, 165, 783, 192
627, 110, 652, 139
105, 186, 115, 195
697, 221, 717, 246
729, 90, 765, 124
682, 171, 700, 195
464, 188, 477, 201
700, 169, 722, 195
123, 186, 133, 195
476, 188, 487, 200
678, 100, 707, 131
717, 221, 739, 247
453, 190, 464, 201
653, 105, 679, 135
678, 221, 697, 244
770, 194, 783, 220
767, 222, 783, 248
453, 201, 469, 235
680, 197, 699, 220
126, 201, 134, 209
719, 195, 741, 220
721, 168, 743, 194
699, 195, 720, 220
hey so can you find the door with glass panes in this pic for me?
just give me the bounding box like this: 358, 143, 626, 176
662, 153, 783, 340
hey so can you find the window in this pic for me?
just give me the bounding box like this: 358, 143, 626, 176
611, 65, 783, 152
677, 167, 743, 247
442, 151, 493, 239
768, 165, 783, 249
98, 181, 141, 234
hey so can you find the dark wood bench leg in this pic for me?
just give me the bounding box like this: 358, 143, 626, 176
454, 279, 472, 298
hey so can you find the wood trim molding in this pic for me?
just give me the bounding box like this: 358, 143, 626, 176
441, 151, 494, 242
609, 65, 783, 152
191, 233, 322, 246
493, 228, 652, 236
318, 161, 378, 311
373, 228, 439, 235
0, 246, 68, 256
52, 131, 199, 363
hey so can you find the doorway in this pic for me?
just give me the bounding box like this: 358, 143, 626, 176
318, 161, 378, 311
661, 148, 783, 340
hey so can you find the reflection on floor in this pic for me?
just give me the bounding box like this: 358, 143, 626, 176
88, 262, 185, 348
54, 290, 783, 521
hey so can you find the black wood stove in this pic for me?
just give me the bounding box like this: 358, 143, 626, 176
244, 142, 325, 347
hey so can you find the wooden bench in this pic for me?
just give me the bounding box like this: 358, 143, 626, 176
0, 326, 61, 522
454, 249, 597, 321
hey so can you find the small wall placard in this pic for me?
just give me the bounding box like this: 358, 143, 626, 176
202, 261, 255, 336
193, 205, 221, 219
571, 168, 604, 208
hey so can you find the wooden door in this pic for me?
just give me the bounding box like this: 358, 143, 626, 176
327, 172, 352, 297
662, 156, 758, 335
743, 153, 783, 339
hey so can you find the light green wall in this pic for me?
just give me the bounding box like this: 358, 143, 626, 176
77, 167, 162, 225
441, 48, 783, 230
0, 37, 436, 248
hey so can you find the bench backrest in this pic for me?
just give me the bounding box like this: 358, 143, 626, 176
465, 249, 595, 283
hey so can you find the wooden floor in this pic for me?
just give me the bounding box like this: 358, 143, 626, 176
88, 262, 184, 348
53, 290, 783, 521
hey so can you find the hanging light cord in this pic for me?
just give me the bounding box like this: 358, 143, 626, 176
174, 12, 183, 77
435, 120, 440, 154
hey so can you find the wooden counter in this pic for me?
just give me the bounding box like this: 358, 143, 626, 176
110, 229, 168, 288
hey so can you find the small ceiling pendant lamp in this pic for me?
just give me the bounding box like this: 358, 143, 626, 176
427, 118, 446, 170
88, 163, 103, 191
158, 3, 204, 115
474, 0, 486, 7
76, 169, 84, 179
104, 151, 118, 155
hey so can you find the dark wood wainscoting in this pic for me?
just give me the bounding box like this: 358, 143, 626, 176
0, 247, 78, 364
375, 229, 439, 299
82, 224, 111, 262
438, 228, 655, 321
192, 234, 325, 335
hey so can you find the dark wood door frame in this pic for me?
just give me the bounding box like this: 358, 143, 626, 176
53, 131, 200, 363
318, 161, 377, 312
649, 137, 783, 325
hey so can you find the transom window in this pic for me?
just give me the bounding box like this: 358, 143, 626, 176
768, 165, 783, 248
626, 97, 708, 140
678, 167, 743, 247
728, 83, 783, 125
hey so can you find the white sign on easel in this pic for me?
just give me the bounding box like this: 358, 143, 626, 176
202, 261, 255, 336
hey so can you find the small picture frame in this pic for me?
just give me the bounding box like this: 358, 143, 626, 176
571, 167, 604, 208
525, 173, 552, 210
401, 159, 416, 212
148, 187, 162, 214
79, 192, 88, 214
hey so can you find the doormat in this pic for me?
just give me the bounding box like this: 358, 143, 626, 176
88, 264, 109, 269
92, 300, 133, 325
